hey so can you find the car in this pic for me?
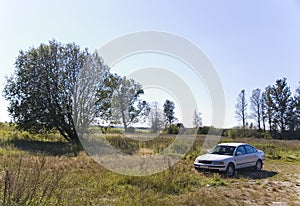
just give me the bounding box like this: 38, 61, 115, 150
194, 143, 265, 177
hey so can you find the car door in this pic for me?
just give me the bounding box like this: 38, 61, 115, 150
244, 145, 257, 167
234, 145, 248, 169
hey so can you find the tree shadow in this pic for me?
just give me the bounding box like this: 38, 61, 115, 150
9, 139, 74, 156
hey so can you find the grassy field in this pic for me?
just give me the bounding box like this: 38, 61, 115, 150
0, 124, 300, 205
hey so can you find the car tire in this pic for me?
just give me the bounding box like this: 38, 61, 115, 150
226, 163, 235, 177
255, 160, 263, 171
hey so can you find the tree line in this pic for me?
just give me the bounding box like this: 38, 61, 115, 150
235, 77, 300, 139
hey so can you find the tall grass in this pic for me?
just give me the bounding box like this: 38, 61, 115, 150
0, 157, 65, 206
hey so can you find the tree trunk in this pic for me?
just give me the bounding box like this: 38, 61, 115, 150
121, 109, 128, 132
69, 131, 83, 155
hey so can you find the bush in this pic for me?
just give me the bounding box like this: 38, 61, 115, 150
197, 126, 224, 136
227, 127, 269, 138
166, 124, 179, 134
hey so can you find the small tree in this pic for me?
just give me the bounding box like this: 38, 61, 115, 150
294, 83, 300, 130
148, 102, 164, 133
260, 92, 267, 131
163, 99, 176, 128
264, 86, 275, 131
100, 75, 149, 132
192, 110, 202, 129
250, 88, 262, 130
235, 89, 247, 130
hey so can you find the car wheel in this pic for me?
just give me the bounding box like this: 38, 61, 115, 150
255, 160, 262, 171
226, 163, 235, 177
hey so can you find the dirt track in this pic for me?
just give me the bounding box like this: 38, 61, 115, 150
230, 162, 300, 205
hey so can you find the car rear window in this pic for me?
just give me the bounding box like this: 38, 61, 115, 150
245, 145, 256, 154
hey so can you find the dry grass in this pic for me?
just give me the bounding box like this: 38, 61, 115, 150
0, 125, 300, 205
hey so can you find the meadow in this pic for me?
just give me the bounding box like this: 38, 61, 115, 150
0, 123, 300, 206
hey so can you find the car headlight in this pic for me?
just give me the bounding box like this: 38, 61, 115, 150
213, 161, 225, 165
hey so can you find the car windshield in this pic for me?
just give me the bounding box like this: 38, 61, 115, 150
209, 145, 236, 156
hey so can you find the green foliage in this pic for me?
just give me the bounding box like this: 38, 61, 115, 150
161, 123, 186, 135
227, 127, 300, 140
4, 40, 110, 146
100, 75, 150, 132
271, 78, 293, 131
227, 128, 265, 138
197, 126, 224, 136
163, 100, 176, 128
245, 78, 300, 139
166, 124, 180, 134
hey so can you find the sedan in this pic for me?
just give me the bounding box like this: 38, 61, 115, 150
194, 143, 265, 177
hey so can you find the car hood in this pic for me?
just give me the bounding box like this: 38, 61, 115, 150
195, 153, 232, 161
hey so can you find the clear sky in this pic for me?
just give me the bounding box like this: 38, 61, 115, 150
1, 0, 300, 128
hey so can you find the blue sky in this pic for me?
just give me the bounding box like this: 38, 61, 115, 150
1, 0, 300, 128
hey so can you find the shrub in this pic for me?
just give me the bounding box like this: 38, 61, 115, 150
169, 124, 179, 134
198, 126, 224, 136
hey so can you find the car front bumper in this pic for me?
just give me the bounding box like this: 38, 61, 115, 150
194, 163, 226, 171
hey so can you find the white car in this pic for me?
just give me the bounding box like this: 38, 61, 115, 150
194, 143, 265, 177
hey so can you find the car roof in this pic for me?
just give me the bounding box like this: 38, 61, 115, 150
217, 143, 248, 147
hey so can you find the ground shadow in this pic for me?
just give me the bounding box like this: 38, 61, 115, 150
198, 168, 278, 179
234, 168, 278, 179
9, 139, 74, 156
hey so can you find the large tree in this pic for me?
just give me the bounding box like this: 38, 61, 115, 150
271, 78, 293, 132
235, 89, 248, 129
4, 40, 110, 146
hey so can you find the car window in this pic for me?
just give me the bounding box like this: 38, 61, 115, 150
210, 146, 236, 156
245, 145, 255, 154
235, 146, 246, 155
